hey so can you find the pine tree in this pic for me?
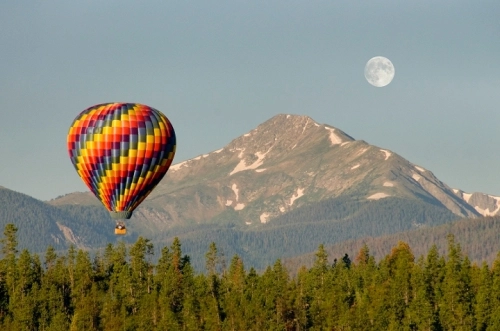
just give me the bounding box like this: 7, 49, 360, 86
407, 256, 435, 330
1, 224, 19, 298
202, 242, 222, 330
385, 241, 415, 329
100, 242, 128, 331
423, 244, 444, 330
127, 236, 155, 329
221, 255, 246, 330
487, 252, 500, 330
439, 234, 473, 330
306, 244, 331, 329
474, 262, 492, 331
70, 249, 100, 330
351, 244, 377, 330
10, 249, 40, 331
156, 238, 187, 329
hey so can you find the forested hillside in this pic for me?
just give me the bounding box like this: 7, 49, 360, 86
2, 183, 461, 270
148, 196, 459, 270
1, 223, 499, 330
0, 187, 135, 252
285, 215, 500, 274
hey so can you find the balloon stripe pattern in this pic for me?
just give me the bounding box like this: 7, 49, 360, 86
67, 103, 176, 218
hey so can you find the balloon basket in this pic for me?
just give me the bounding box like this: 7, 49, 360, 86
115, 222, 127, 235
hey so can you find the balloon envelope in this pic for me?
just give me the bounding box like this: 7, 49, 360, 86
67, 103, 176, 219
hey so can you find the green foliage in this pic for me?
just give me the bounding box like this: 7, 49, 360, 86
2, 224, 500, 330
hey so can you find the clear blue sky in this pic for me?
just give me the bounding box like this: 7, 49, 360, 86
1, 1, 499, 201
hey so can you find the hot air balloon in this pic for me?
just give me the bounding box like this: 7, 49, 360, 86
67, 103, 176, 235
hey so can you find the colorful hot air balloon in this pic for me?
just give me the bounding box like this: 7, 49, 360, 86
67, 103, 176, 235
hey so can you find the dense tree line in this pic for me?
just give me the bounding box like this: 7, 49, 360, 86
2, 223, 500, 330
284, 216, 500, 275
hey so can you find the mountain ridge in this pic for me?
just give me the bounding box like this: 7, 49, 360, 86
48, 113, 498, 221
1, 112, 498, 270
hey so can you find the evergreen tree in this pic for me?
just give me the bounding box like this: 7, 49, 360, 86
487, 252, 500, 330
439, 234, 473, 330
474, 262, 492, 331
70, 249, 100, 330
385, 241, 415, 329
203, 242, 222, 330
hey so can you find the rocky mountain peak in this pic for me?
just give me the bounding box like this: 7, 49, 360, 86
226, 113, 355, 158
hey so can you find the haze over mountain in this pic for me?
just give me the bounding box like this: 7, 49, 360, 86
2, 114, 498, 269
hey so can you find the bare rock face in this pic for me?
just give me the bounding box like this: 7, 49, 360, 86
453, 190, 500, 216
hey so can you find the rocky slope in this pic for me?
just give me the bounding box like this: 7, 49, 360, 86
48, 113, 495, 233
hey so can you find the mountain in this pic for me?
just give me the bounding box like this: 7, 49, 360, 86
0, 186, 136, 253
50, 114, 483, 224
32, 113, 497, 269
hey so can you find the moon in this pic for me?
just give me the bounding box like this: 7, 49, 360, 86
364, 56, 395, 87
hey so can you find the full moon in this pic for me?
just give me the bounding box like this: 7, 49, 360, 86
364, 56, 395, 87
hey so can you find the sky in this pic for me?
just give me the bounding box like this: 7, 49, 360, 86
0, 1, 499, 201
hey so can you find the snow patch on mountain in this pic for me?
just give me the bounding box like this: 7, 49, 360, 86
356, 148, 368, 156
325, 127, 342, 145
231, 184, 240, 201
476, 205, 500, 216
230, 148, 271, 175
225, 200, 232, 206
464, 193, 500, 216
255, 169, 266, 173
260, 212, 271, 223
301, 118, 309, 135
380, 149, 392, 160
229, 183, 245, 210
288, 188, 304, 206
463, 193, 472, 202
214, 148, 223, 153
367, 193, 390, 200
351, 164, 360, 170
169, 160, 189, 172
415, 165, 425, 172
341, 142, 350, 147
412, 173, 421, 181
193, 155, 203, 161
383, 182, 394, 187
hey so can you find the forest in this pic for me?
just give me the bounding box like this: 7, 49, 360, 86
1, 223, 500, 331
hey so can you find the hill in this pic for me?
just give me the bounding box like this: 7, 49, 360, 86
283, 215, 500, 275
